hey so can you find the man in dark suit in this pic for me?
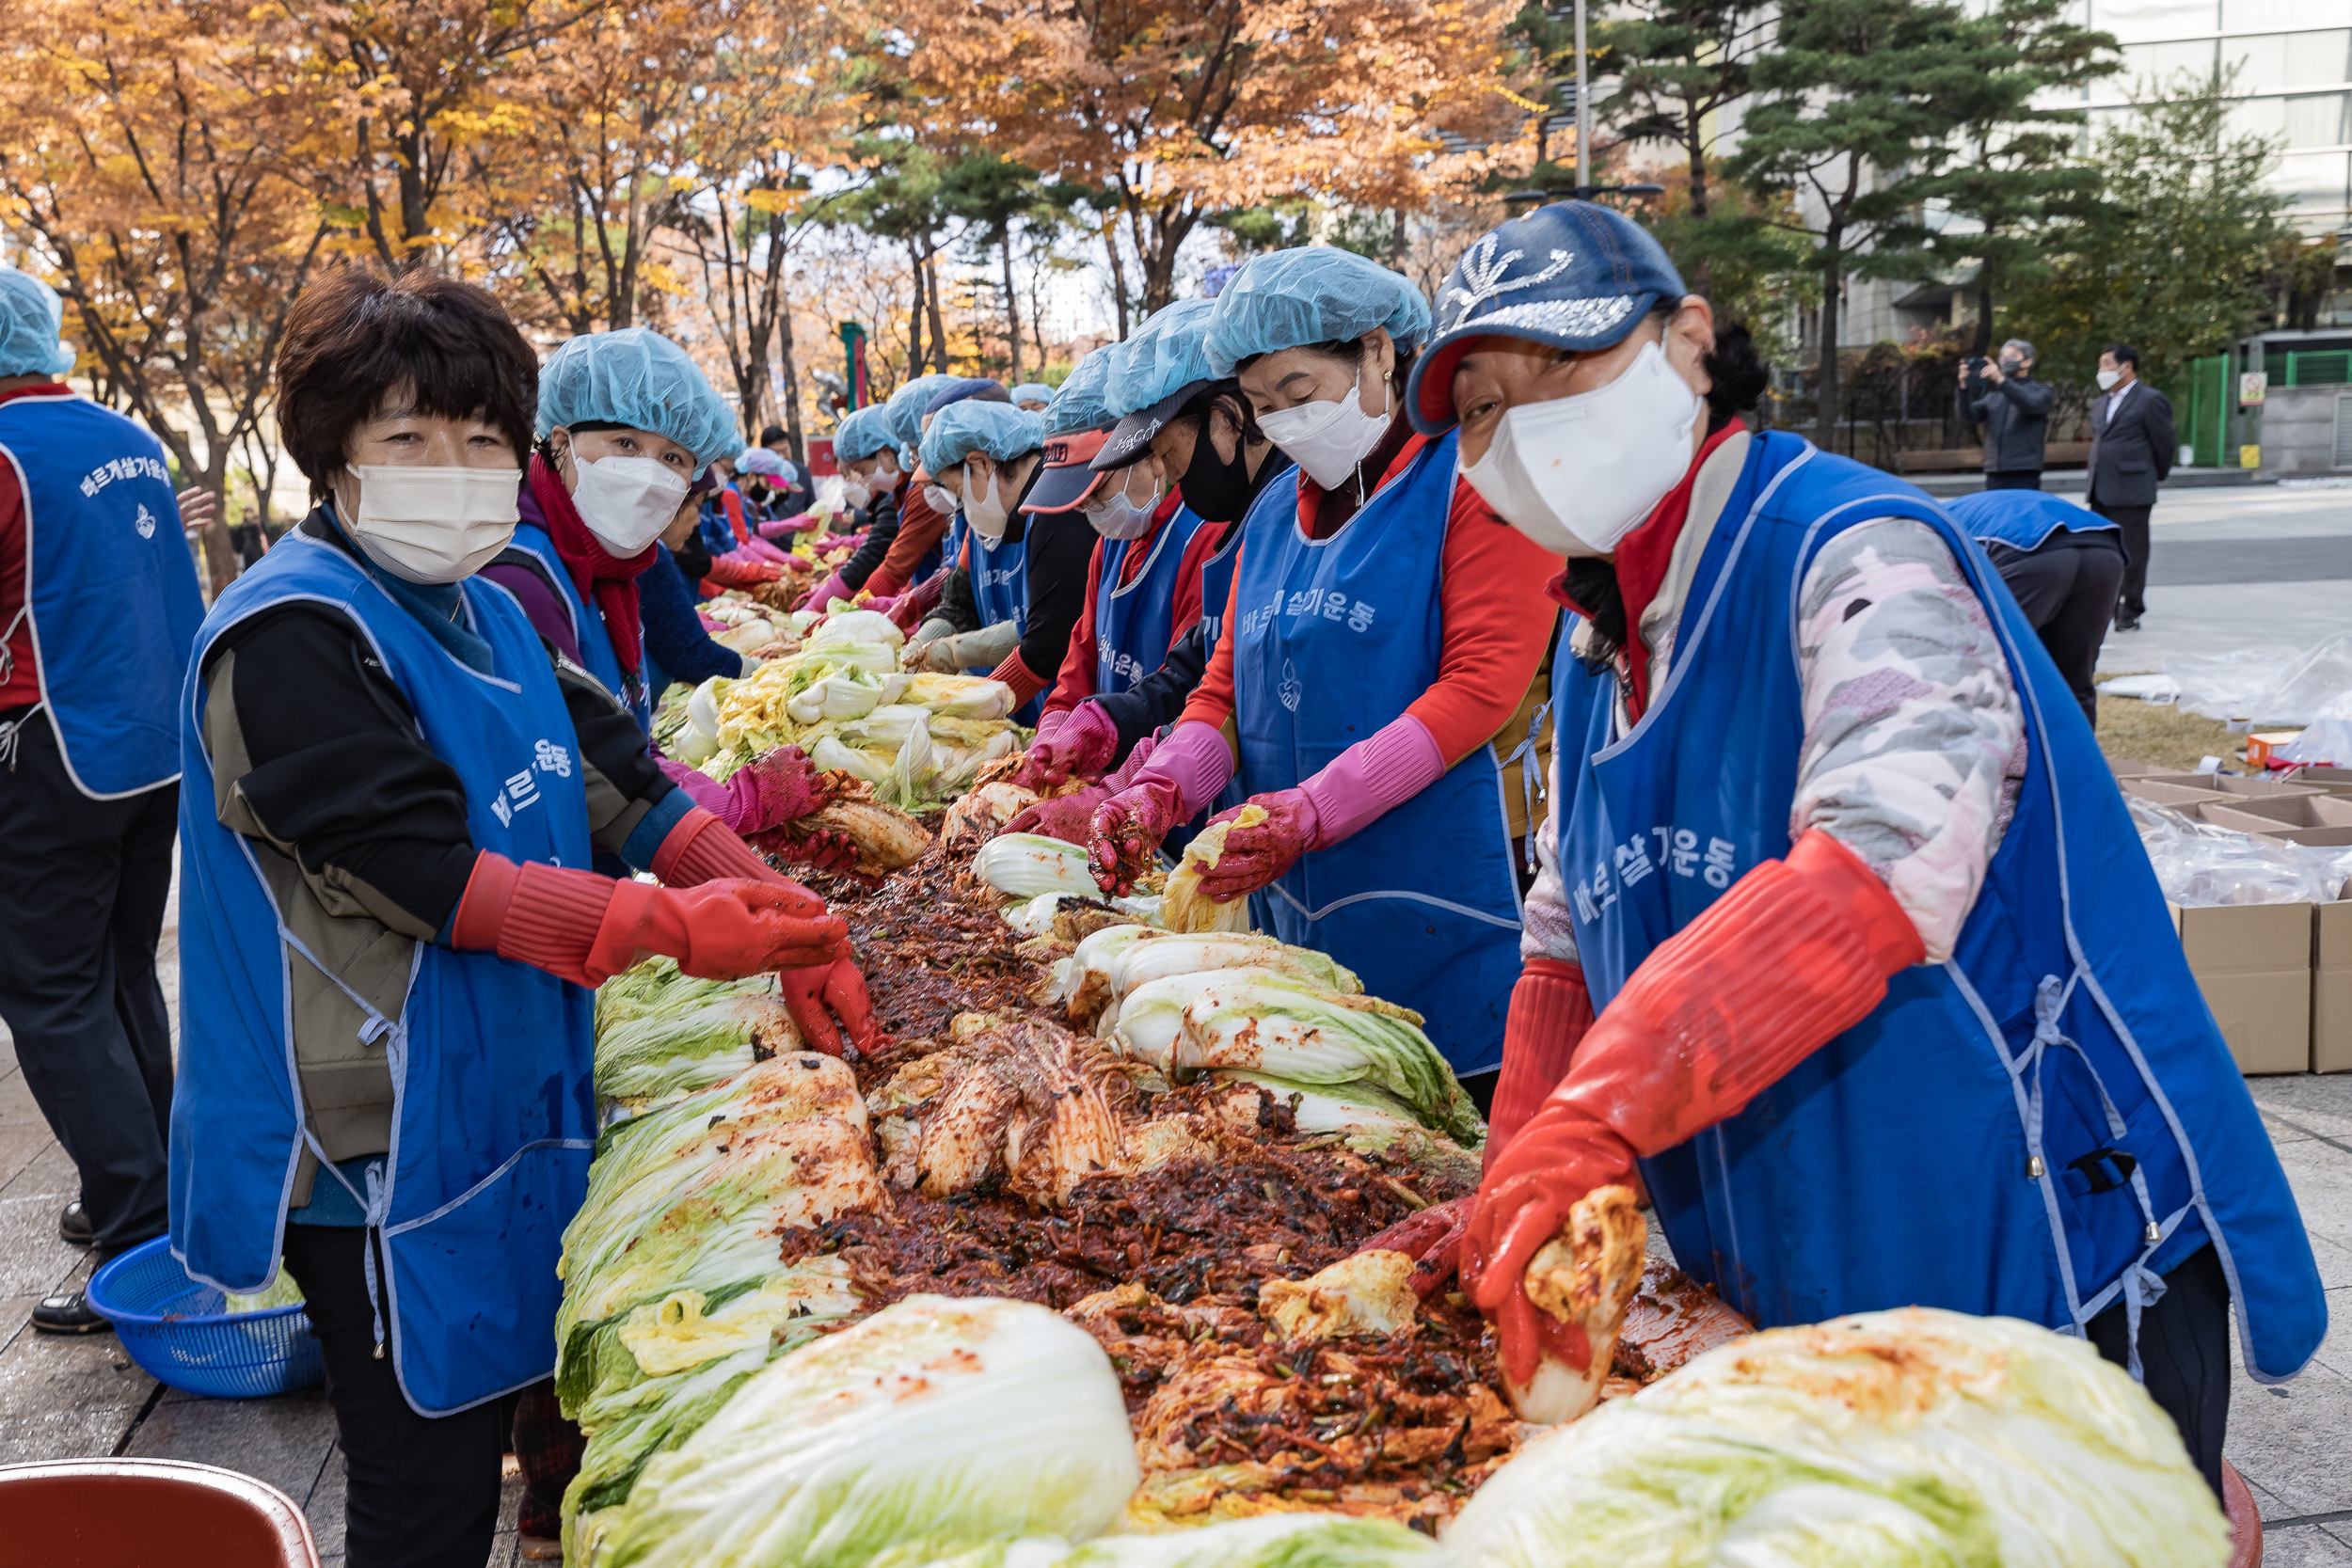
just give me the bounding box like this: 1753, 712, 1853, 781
2089, 342, 2175, 631
1955, 337, 2054, 488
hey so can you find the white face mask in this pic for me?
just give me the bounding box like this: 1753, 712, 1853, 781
1256, 359, 1391, 491
1461, 340, 1703, 559
962, 461, 1011, 541
922, 482, 961, 518
344, 465, 519, 584
841, 477, 873, 508
2096, 369, 2122, 392
568, 452, 690, 556
1084, 471, 1160, 541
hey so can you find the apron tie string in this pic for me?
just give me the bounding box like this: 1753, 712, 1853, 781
0, 700, 41, 771
1502, 700, 1550, 872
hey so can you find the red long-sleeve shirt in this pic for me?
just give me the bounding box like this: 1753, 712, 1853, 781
867, 480, 949, 598
1040, 486, 1198, 720
0, 383, 77, 710
1177, 435, 1560, 765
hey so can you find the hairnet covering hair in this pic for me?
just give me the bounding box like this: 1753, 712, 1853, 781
922, 376, 1005, 417
832, 404, 899, 464
884, 373, 959, 451
920, 401, 1046, 474
537, 326, 740, 469
1010, 382, 1057, 404
736, 447, 788, 477
1406, 199, 1689, 434
0, 267, 76, 378
1202, 247, 1433, 377
1045, 350, 1115, 436
1104, 297, 1219, 420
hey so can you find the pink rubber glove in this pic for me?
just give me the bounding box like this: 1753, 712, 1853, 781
1009, 701, 1119, 791
742, 539, 792, 565
759, 510, 815, 540
1087, 721, 1236, 895
1196, 715, 1446, 901
1031, 705, 1071, 746
805, 570, 853, 612
657, 748, 832, 835
1004, 731, 1161, 847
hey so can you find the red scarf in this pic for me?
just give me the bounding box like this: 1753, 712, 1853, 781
528, 452, 653, 673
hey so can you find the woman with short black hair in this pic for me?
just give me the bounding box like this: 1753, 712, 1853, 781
170, 266, 874, 1566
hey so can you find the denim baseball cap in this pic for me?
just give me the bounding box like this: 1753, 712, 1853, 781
1406, 200, 1687, 435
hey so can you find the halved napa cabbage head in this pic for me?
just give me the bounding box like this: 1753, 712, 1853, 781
1442, 1307, 2230, 1568
598, 1294, 1139, 1568
1067, 1513, 1439, 1568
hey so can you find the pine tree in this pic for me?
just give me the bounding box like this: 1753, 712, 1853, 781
1729, 0, 1979, 449
1599, 0, 1772, 288
1910, 0, 2118, 355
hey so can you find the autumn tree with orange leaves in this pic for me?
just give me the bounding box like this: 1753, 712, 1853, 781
897, 0, 1524, 330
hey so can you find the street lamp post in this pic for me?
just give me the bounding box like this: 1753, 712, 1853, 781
1575, 0, 1590, 191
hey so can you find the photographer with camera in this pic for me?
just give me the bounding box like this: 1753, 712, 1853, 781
1955, 338, 2052, 490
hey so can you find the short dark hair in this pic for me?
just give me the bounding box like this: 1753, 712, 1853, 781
760, 423, 787, 446
277, 267, 538, 500
2104, 343, 2139, 370
1233, 337, 1419, 396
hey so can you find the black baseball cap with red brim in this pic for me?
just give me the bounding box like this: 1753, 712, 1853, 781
1025, 427, 1114, 514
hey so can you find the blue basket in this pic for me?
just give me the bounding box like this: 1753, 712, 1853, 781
87, 1238, 325, 1400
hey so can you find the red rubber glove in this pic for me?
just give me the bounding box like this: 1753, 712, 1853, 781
1195, 789, 1318, 902
1356, 1194, 1472, 1299
451, 853, 849, 988
704, 553, 786, 588
1008, 701, 1119, 792
774, 953, 879, 1055
1002, 785, 1113, 847
885, 572, 946, 634
1484, 958, 1597, 1165
1460, 830, 1924, 1386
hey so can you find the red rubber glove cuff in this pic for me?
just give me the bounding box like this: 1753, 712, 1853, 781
987, 648, 1051, 707
1484, 958, 1595, 1164
652, 805, 803, 894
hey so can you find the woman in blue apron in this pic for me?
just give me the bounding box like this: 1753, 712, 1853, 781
478, 327, 740, 737
1948, 487, 2125, 728
1002, 300, 1285, 847
170, 269, 876, 1566
908, 400, 1049, 724
1082, 249, 1563, 1081
1399, 199, 2323, 1498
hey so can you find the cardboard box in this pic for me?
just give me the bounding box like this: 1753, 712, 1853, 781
2124, 780, 2233, 810
2137, 771, 2323, 800
2316, 903, 2352, 1073
2107, 757, 2174, 780
2200, 796, 2352, 832
2171, 902, 2313, 1073
2257, 826, 2352, 848
2246, 732, 2304, 768
2280, 766, 2352, 796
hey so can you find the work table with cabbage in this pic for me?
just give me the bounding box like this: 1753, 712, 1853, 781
550, 755, 2236, 1567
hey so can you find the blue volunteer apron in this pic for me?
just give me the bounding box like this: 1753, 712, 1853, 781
1552, 431, 2325, 1379
1094, 504, 1207, 695
507, 522, 650, 730
1229, 434, 1523, 1078
170, 531, 598, 1415
1947, 489, 2122, 553
1192, 517, 1244, 662
0, 394, 204, 796
969, 519, 1041, 725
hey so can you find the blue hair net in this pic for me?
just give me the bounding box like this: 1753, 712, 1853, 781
0, 268, 75, 379
1203, 248, 1433, 377
537, 327, 740, 470
922, 376, 1004, 417
1010, 382, 1057, 404
832, 404, 899, 465
884, 373, 959, 451
920, 401, 1046, 474
1045, 350, 1115, 436
1104, 298, 1219, 420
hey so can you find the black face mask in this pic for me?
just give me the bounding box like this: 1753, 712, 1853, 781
1179, 411, 1256, 523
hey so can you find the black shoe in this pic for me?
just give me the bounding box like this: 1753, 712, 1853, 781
59, 1201, 92, 1248
30, 1290, 113, 1336
2114, 613, 2142, 632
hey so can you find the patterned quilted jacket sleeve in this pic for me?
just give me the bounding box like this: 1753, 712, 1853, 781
1790, 516, 2026, 964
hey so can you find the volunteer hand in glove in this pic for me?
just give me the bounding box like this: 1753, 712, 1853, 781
775, 951, 880, 1055
1008, 702, 1119, 791
1003, 734, 1157, 847
1458, 831, 1923, 1386
1355, 1195, 1472, 1299
725, 746, 834, 833
1088, 778, 1187, 895
910, 636, 966, 674
754, 824, 866, 881
1196, 790, 1318, 902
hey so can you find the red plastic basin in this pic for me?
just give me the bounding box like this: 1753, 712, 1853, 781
0, 1458, 319, 1566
